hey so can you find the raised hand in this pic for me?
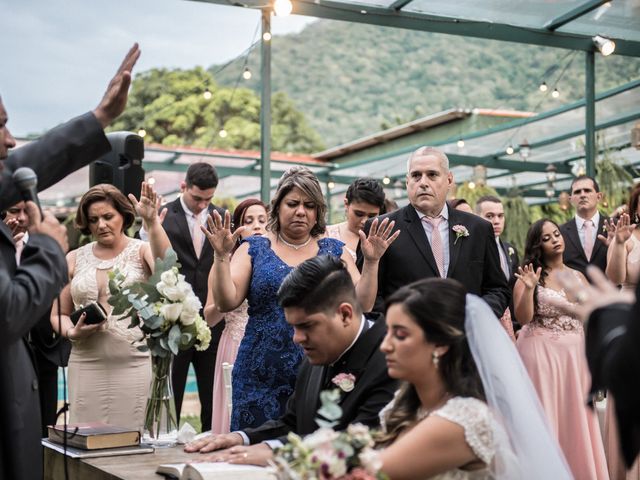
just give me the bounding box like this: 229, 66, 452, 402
93, 43, 141, 128
27, 202, 69, 253
183, 432, 243, 453
612, 213, 636, 245
514, 263, 542, 290
4, 217, 25, 243
202, 210, 246, 257
359, 217, 400, 262
128, 182, 159, 225
596, 218, 616, 247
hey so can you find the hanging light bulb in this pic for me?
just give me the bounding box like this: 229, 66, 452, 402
327, 180, 335, 189
203, 88, 212, 100
147, 177, 156, 186
242, 67, 252, 80
593, 35, 616, 56
545, 185, 555, 199
552, 88, 560, 98
137, 128, 146, 138
457, 139, 465, 148
382, 175, 391, 185
262, 32, 272, 42
505, 145, 515, 155
519, 139, 531, 161
545, 163, 557, 183
468, 181, 476, 190
273, 0, 292, 16
539, 82, 548, 92
219, 129, 228, 138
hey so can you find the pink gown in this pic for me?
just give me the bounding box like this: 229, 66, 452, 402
210, 301, 249, 434
517, 284, 608, 480
605, 235, 640, 480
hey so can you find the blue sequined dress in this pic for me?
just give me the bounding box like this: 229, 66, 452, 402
230, 235, 345, 430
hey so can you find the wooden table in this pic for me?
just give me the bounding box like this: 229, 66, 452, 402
44, 443, 198, 480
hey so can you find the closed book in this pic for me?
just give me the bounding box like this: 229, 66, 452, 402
47, 422, 140, 450
42, 439, 153, 459
156, 462, 276, 480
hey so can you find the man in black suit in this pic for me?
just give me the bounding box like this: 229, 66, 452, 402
185, 255, 397, 465
0, 43, 139, 480
357, 147, 509, 317
560, 176, 609, 276
475, 195, 520, 326
161, 162, 225, 431
555, 266, 640, 467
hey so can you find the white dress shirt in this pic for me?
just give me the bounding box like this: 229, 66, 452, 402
575, 212, 600, 253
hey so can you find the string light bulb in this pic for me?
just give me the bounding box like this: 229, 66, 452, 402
262, 32, 272, 42
505, 145, 515, 155
327, 181, 335, 189
457, 139, 465, 148
468, 181, 476, 190
242, 67, 252, 80
552, 88, 560, 98
147, 177, 156, 186
593, 35, 616, 56
203, 88, 212, 100
219, 129, 228, 138
382, 175, 391, 185
137, 128, 146, 138
539, 82, 548, 92
273, 0, 292, 16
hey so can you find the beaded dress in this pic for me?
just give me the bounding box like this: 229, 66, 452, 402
68, 239, 151, 430
516, 281, 608, 480
230, 236, 344, 430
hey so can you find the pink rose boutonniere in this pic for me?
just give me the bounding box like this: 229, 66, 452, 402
452, 225, 470, 245
332, 373, 356, 392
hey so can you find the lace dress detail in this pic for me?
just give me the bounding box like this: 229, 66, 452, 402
622, 234, 640, 292
230, 236, 345, 430
224, 300, 249, 343
326, 224, 357, 261
71, 239, 147, 344
379, 395, 495, 480
524, 285, 583, 336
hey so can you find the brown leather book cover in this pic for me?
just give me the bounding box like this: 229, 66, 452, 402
47, 422, 140, 450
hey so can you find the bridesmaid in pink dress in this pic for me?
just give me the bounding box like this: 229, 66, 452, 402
204, 199, 268, 434
514, 218, 608, 480
605, 190, 640, 480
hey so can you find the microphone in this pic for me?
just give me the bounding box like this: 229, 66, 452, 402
12, 167, 43, 220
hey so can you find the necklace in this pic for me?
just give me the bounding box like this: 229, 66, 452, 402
278, 233, 312, 250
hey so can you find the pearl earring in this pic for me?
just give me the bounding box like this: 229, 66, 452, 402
432, 351, 440, 368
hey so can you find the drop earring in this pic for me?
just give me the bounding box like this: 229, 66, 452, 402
432, 351, 440, 368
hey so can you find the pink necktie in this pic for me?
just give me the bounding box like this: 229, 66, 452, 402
583, 220, 594, 260
423, 216, 444, 277
193, 216, 204, 259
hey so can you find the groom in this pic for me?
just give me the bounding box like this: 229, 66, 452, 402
185, 255, 397, 464
357, 146, 509, 317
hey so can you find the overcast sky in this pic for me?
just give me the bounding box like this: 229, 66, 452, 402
1, 0, 315, 136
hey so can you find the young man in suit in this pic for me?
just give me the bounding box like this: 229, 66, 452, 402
560, 176, 609, 276
357, 147, 509, 317
0, 44, 139, 480
475, 195, 520, 327
185, 255, 397, 465
162, 162, 225, 432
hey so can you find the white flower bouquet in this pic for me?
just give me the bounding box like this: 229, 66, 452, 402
108, 248, 210, 445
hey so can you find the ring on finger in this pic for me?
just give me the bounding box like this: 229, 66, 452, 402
575, 291, 588, 304
243, 452, 248, 459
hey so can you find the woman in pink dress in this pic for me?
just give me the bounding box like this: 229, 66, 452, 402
514, 218, 608, 479
204, 199, 268, 434
605, 185, 640, 480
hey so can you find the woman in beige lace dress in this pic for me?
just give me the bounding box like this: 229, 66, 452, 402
50, 183, 170, 430
325, 178, 385, 261
605, 185, 640, 480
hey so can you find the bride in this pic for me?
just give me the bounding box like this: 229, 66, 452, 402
375, 278, 572, 480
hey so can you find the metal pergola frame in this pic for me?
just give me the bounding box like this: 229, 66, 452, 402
189, 0, 640, 205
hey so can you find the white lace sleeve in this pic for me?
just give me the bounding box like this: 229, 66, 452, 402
378, 389, 401, 433
432, 397, 495, 465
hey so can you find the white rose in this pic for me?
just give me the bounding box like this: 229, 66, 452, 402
157, 284, 185, 302
183, 294, 202, 314
302, 428, 339, 449
359, 448, 383, 474
160, 268, 179, 286
160, 302, 183, 322
175, 280, 192, 300
180, 309, 198, 326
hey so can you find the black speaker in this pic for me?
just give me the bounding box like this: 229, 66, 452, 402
90, 131, 145, 199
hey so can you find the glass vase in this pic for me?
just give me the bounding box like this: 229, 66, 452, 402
142, 354, 178, 447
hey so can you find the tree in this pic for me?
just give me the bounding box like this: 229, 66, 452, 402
111, 67, 325, 153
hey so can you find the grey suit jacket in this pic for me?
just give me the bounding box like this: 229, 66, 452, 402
0, 112, 110, 479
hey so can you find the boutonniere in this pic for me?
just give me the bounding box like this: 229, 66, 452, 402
331, 373, 356, 392
508, 246, 515, 257
452, 225, 470, 245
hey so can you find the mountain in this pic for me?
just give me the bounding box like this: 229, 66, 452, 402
211, 20, 640, 148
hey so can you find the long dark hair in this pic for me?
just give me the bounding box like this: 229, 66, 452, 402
377, 278, 484, 446
521, 218, 559, 314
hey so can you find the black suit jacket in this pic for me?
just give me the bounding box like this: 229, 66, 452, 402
161, 198, 225, 309
357, 205, 509, 317
499, 239, 520, 324
0, 112, 109, 479
560, 216, 608, 276
244, 316, 398, 443
586, 282, 640, 467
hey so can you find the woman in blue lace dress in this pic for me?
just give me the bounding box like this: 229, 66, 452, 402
203, 166, 398, 430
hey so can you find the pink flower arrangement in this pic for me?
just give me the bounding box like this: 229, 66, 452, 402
332, 373, 356, 392
452, 224, 470, 245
